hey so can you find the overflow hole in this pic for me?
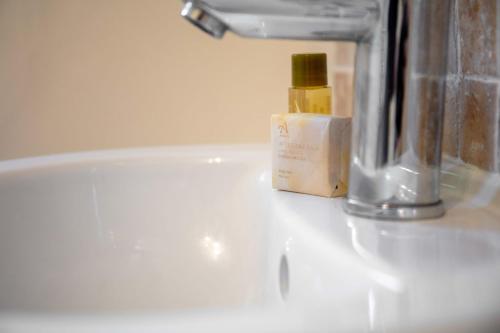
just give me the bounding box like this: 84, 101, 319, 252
279, 254, 289, 300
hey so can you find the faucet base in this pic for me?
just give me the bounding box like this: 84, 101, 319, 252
343, 199, 445, 221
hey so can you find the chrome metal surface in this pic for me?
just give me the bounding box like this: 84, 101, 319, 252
180, 0, 379, 41
181, 1, 227, 38
344, 198, 445, 220
181, 0, 451, 220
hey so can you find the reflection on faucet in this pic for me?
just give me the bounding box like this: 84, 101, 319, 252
181, 0, 451, 220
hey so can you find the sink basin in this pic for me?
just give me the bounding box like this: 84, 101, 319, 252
0, 145, 499, 332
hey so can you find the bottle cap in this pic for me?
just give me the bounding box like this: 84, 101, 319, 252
291, 53, 328, 87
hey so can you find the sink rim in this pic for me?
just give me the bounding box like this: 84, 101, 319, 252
0, 144, 270, 174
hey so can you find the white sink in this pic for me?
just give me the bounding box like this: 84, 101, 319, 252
0, 145, 499, 332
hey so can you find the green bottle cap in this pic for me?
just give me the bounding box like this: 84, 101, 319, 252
291, 53, 328, 88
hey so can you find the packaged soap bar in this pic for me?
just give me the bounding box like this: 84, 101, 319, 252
271, 113, 351, 197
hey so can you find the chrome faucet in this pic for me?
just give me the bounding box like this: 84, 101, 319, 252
181, 0, 450, 220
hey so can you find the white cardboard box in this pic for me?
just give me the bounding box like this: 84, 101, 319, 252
271, 113, 351, 197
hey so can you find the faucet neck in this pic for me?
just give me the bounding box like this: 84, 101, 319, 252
182, 0, 451, 220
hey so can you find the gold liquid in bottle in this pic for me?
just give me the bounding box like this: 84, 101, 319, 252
288, 53, 332, 115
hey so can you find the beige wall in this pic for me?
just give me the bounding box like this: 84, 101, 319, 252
0, 0, 355, 160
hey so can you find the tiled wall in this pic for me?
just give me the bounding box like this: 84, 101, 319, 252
332, 0, 500, 172
445, 0, 500, 172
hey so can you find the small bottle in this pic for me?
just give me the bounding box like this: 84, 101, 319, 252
288, 53, 332, 115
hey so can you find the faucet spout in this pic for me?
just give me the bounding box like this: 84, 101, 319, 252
181, 1, 228, 38
181, 0, 451, 220
181, 0, 379, 41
